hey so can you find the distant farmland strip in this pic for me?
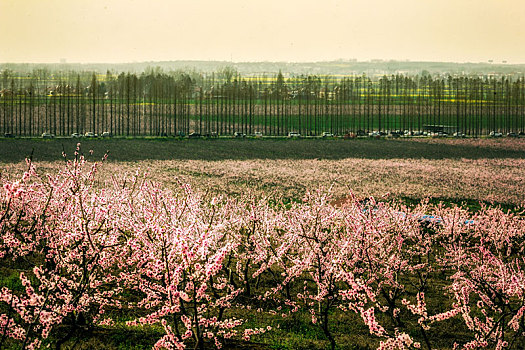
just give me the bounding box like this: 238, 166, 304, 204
1, 71, 524, 137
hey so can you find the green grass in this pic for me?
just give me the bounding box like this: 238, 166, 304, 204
0, 137, 523, 163
396, 195, 523, 214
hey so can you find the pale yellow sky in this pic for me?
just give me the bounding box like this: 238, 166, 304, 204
1, 0, 524, 63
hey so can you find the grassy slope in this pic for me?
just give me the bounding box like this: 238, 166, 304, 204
1, 137, 524, 210
1, 137, 524, 163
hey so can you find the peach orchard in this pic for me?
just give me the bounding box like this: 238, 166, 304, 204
1, 146, 525, 350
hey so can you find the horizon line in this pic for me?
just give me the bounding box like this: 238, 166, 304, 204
1, 58, 524, 66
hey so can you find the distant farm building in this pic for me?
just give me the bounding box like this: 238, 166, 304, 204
423, 125, 457, 134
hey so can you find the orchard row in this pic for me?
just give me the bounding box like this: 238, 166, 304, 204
1, 151, 524, 349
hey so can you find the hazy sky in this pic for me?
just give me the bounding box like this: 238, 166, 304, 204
1, 0, 524, 64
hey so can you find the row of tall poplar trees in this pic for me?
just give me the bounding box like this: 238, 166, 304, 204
1, 69, 525, 137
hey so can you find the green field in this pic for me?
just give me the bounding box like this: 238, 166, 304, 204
1, 137, 524, 163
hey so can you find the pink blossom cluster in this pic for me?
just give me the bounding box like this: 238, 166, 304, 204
1, 150, 525, 349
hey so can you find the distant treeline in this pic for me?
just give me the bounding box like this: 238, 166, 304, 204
3, 60, 525, 76
1, 68, 524, 137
